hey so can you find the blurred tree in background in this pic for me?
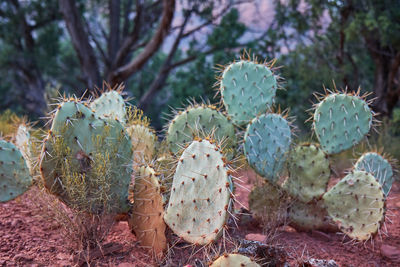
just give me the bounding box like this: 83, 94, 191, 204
0, 0, 399, 131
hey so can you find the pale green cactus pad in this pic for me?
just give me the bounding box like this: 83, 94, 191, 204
323, 170, 385, 240
210, 254, 260, 267
355, 152, 394, 196
313, 93, 372, 154
244, 113, 291, 183
15, 124, 33, 174
40, 100, 133, 214
90, 90, 126, 124
128, 166, 166, 259
220, 60, 277, 126
166, 105, 237, 159
283, 143, 330, 202
288, 200, 338, 233
164, 139, 231, 245
126, 124, 157, 166
0, 140, 32, 202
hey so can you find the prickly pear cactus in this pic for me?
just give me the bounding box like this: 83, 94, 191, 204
283, 143, 330, 202
128, 166, 166, 259
90, 90, 126, 124
210, 254, 260, 267
244, 113, 291, 183
40, 100, 133, 214
313, 93, 372, 154
164, 139, 231, 245
0, 140, 32, 202
288, 200, 338, 233
249, 181, 289, 227
166, 105, 237, 159
15, 124, 33, 174
323, 170, 385, 240
126, 124, 157, 165
355, 152, 393, 196
220, 60, 277, 126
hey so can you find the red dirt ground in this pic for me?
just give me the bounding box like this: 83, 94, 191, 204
1, 170, 399, 266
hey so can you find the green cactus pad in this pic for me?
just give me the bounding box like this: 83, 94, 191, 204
355, 152, 394, 196
220, 60, 277, 126
313, 93, 372, 154
0, 140, 32, 202
244, 113, 291, 183
166, 105, 237, 159
210, 254, 260, 267
283, 143, 330, 202
323, 170, 385, 240
126, 124, 157, 166
90, 91, 126, 124
288, 200, 338, 232
40, 100, 133, 214
248, 181, 289, 227
128, 166, 166, 259
164, 139, 231, 245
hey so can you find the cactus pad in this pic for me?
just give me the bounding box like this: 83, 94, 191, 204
166, 105, 237, 159
220, 60, 277, 126
164, 139, 231, 245
323, 170, 385, 240
244, 113, 291, 183
249, 181, 289, 227
210, 254, 260, 267
90, 91, 126, 124
128, 166, 166, 259
313, 93, 372, 154
40, 100, 133, 214
0, 140, 32, 202
288, 200, 338, 232
126, 124, 157, 165
355, 152, 394, 196
283, 143, 330, 202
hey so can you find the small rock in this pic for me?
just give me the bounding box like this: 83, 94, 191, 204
380, 244, 400, 262
56, 252, 70, 260
304, 258, 338, 267
395, 201, 400, 208
117, 263, 133, 267
245, 233, 266, 242
281, 225, 296, 233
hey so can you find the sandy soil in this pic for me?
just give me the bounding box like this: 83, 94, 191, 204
1, 170, 399, 267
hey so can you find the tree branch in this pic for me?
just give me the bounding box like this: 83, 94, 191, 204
108, 0, 120, 60
59, 0, 101, 90
109, 0, 175, 84
138, 11, 191, 110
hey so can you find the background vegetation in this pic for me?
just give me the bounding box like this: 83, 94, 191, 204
0, 0, 399, 137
